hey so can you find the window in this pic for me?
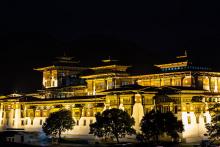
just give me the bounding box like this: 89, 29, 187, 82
196, 116, 199, 124
108, 82, 113, 88
1, 120, 3, 125
21, 105, 24, 110
186, 103, 190, 113
174, 106, 178, 114
25, 119, 28, 125
31, 120, 33, 125
75, 112, 80, 117
163, 106, 170, 113
12, 120, 14, 126
187, 116, 191, 124
122, 81, 128, 86
9, 137, 15, 142
76, 120, 79, 126
21, 120, 24, 126
83, 120, 86, 126
21, 136, 24, 143
21, 112, 24, 118
204, 116, 207, 123
90, 120, 93, 124
40, 119, 43, 125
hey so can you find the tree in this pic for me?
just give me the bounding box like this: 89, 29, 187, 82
90, 108, 136, 143
140, 110, 184, 144
205, 103, 220, 143
42, 109, 75, 142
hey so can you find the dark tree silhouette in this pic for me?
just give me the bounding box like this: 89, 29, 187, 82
42, 109, 75, 142
90, 108, 136, 143
140, 110, 184, 144
206, 103, 220, 143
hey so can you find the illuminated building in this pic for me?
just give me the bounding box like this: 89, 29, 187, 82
0, 52, 219, 143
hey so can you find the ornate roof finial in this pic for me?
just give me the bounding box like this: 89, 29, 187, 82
102, 56, 118, 63
176, 50, 188, 59
55, 51, 80, 64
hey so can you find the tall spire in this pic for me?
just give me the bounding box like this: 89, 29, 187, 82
102, 56, 118, 63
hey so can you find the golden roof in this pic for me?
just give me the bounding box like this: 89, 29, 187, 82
34, 65, 87, 71
81, 72, 129, 79
154, 61, 188, 69
90, 64, 130, 71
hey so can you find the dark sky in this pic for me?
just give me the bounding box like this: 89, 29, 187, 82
2, 1, 220, 94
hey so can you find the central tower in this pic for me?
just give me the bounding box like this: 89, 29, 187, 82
34, 55, 87, 89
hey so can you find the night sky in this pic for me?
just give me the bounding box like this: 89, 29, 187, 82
2, 1, 220, 94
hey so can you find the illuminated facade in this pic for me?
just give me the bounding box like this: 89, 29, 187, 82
0, 52, 219, 143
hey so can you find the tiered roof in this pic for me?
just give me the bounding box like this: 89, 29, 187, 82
34, 55, 87, 72
154, 51, 211, 72
81, 57, 131, 79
